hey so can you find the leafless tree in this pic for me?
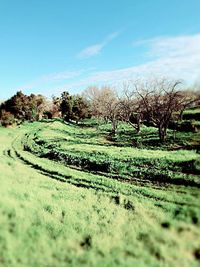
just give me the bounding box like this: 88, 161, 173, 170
118, 81, 143, 133
83, 78, 200, 142
82, 86, 101, 117
97, 86, 120, 135
177, 90, 200, 121
83, 85, 120, 135
135, 78, 184, 142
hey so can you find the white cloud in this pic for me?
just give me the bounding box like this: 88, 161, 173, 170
40, 70, 82, 82
17, 33, 200, 96
18, 70, 84, 91
134, 34, 200, 59
77, 44, 104, 59
74, 33, 200, 85
77, 31, 120, 59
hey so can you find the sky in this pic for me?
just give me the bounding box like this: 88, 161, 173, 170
0, 0, 200, 99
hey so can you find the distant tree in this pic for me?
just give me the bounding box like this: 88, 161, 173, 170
43, 96, 62, 119
72, 95, 91, 124
136, 78, 183, 142
82, 86, 101, 117
60, 92, 73, 121
26, 94, 46, 121
96, 86, 120, 135
83, 86, 122, 134
0, 91, 47, 124
2, 91, 29, 120
177, 90, 200, 121
118, 82, 143, 134
0, 109, 15, 127
51, 96, 61, 117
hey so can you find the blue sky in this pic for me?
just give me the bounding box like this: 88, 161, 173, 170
0, 0, 200, 99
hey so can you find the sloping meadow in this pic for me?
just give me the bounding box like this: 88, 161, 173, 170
24, 120, 200, 187
1, 120, 199, 267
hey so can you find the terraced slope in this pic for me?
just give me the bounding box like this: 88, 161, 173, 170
0, 120, 200, 267
20, 120, 200, 187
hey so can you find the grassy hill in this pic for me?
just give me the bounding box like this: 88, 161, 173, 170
0, 120, 200, 267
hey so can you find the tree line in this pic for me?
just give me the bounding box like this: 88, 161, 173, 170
0, 91, 91, 126
83, 78, 200, 142
0, 77, 200, 142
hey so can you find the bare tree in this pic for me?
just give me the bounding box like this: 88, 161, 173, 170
82, 86, 101, 118
83, 85, 120, 135
118, 82, 143, 133
177, 90, 200, 121
83, 79, 199, 142
136, 78, 183, 142
98, 86, 120, 135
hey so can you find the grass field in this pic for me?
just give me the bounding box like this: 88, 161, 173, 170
0, 119, 200, 267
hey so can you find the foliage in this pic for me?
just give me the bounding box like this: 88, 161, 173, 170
60, 92, 91, 123
0, 91, 47, 124
60, 91, 73, 121
0, 109, 15, 126
72, 95, 92, 123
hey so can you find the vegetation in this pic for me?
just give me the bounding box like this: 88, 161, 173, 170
1, 78, 199, 143
60, 92, 91, 123
83, 78, 200, 142
0, 77, 200, 266
0, 91, 47, 123
182, 108, 200, 121
0, 117, 200, 267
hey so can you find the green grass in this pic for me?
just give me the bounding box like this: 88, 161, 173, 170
182, 108, 200, 121
0, 120, 200, 267
22, 121, 200, 186
183, 108, 200, 114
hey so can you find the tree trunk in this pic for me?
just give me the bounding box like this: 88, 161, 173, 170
173, 129, 176, 141
128, 118, 141, 134
112, 119, 118, 136
158, 125, 167, 143
179, 110, 184, 121
136, 118, 141, 134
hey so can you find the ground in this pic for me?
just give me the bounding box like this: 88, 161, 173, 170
0, 119, 200, 267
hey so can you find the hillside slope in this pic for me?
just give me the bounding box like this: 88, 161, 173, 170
0, 121, 200, 267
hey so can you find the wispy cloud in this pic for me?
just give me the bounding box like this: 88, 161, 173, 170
74, 33, 200, 85
133, 34, 200, 59
77, 31, 120, 59
40, 70, 82, 82
18, 70, 84, 91
17, 33, 200, 96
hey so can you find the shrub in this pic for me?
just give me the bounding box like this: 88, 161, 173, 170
0, 110, 15, 127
